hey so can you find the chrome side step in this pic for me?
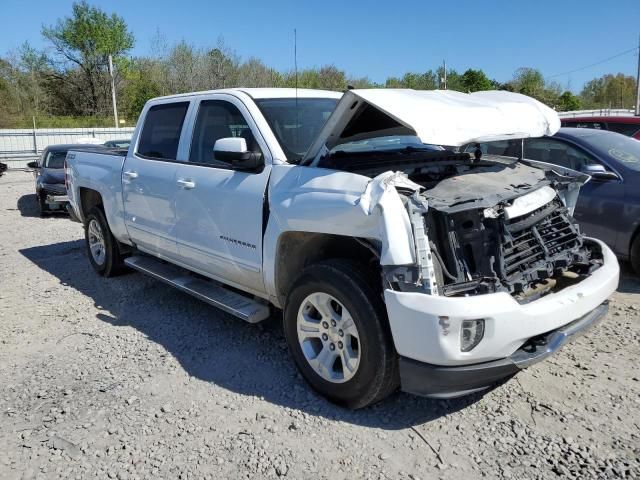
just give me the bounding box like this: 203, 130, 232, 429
124, 255, 270, 323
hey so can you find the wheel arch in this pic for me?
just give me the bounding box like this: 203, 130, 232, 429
78, 187, 104, 223
274, 231, 380, 307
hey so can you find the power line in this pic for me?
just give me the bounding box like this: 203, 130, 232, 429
547, 46, 639, 79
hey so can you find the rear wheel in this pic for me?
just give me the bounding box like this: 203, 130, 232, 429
631, 235, 640, 276
84, 207, 125, 277
284, 259, 398, 409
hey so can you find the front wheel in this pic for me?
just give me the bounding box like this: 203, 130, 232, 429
37, 192, 48, 217
284, 259, 398, 409
84, 207, 125, 277
631, 235, 640, 276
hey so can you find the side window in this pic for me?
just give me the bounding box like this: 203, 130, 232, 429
572, 122, 603, 130
137, 102, 189, 160
189, 100, 261, 167
606, 122, 640, 137
524, 138, 597, 171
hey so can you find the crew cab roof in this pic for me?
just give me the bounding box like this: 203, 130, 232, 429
151, 87, 343, 102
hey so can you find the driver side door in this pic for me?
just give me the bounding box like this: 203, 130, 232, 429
174, 95, 272, 295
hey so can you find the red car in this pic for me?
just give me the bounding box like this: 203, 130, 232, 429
560, 115, 640, 140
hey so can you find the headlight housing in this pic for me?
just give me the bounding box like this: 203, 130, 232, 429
460, 319, 485, 352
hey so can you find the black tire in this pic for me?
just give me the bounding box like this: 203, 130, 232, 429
283, 259, 399, 409
37, 192, 48, 217
84, 207, 125, 277
631, 235, 640, 276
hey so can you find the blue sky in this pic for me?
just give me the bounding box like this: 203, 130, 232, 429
1, 0, 639, 92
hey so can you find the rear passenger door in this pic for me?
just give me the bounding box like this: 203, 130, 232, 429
122, 101, 190, 260
174, 95, 272, 295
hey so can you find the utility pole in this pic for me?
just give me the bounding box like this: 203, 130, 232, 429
108, 55, 119, 128
442, 59, 447, 90
635, 34, 640, 116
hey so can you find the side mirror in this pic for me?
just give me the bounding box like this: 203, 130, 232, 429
581, 164, 619, 181
27, 161, 39, 169
213, 137, 262, 171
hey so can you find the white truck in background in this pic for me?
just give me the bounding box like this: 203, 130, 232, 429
66, 88, 619, 408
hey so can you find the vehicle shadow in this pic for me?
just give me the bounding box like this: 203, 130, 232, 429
617, 262, 640, 294
17, 193, 69, 218
17, 194, 40, 217
20, 240, 488, 429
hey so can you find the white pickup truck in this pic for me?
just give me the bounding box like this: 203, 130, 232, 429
66, 88, 619, 408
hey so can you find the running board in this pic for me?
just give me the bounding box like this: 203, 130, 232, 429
124, 255, 270, 323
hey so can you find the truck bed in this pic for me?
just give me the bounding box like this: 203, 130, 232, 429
66, 148, 129, 237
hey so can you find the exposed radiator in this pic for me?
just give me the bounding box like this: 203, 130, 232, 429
501, 201, 582, 281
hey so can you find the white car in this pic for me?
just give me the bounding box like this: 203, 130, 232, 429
65, 88, 619, 408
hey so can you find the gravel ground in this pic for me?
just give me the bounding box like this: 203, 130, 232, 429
1, 170, 639, 480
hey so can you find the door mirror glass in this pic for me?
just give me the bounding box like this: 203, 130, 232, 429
27, 161, 39, 169
581, 164, 619, 181
213, 137, 262, 170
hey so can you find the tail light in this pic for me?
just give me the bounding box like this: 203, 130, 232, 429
64, 159, 69, 189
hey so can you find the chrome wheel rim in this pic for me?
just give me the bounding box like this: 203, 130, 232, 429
297, 292, 361, 383
88, 219, 106, 266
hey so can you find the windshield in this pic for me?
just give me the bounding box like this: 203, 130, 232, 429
255, 98, 338, 162
105, 140, 130, 148
586, 132, 640, 171
462, 140, 522, 158
44, 151, 67, 169
331, 136, 444, 154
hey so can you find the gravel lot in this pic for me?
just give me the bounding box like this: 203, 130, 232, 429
1, 170, 639, 479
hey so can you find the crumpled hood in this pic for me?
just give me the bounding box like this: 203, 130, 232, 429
422, 161, 548, 213
304, 89, 560, 165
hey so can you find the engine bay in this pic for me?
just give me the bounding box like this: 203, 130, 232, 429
320, 148, 602, 301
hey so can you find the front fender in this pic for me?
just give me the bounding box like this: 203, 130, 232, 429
263, 164, 418, 302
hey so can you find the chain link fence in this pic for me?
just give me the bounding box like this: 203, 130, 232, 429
0, 127, 134, 169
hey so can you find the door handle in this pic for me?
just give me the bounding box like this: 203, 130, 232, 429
177, 179, 196, 189
123, 170, 138, 179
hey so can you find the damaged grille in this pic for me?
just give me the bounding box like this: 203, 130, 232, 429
501, 200, 582, 283
426, 195, 591, 298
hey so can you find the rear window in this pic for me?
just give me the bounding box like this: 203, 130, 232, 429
137, 102, 189, 160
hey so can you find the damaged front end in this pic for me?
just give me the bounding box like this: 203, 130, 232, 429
305, 87, 604, 304
421, 184, 602, 302
360, 155, 601, 303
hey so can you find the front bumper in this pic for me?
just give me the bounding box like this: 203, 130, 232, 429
384, 238, 618, 366
399, 302, 608, 398
383, 238, 619, 395
38, 184, 68, 207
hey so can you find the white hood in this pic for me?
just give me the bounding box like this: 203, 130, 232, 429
303, 89, 560, 164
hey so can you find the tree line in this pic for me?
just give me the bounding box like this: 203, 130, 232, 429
0, 1, 637, 128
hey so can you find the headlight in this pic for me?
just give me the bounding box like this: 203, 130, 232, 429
460, 319, 485, 352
